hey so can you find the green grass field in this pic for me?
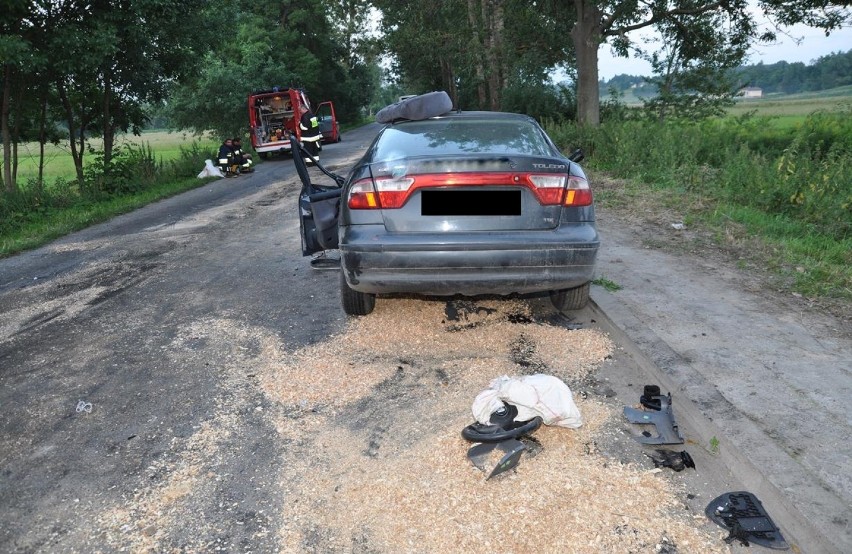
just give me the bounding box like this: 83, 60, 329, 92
726, 86, 852, 126
11, 130, 217, 184
614, 85, 852, 124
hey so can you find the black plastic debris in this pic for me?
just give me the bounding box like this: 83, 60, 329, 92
647, 449, 696, 472
467, 439, 526, 480
461, 403, 543, 443
623, 391, 684, 445
705, 491, 789, 550
640, 384, 662, 410
462, 402, 542, 479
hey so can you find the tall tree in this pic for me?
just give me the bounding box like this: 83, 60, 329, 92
639, 7, 748, 122
568, 0, 851, 126
0, 0, 34, 193
325, 0, 382, 120
168, 0, 360, 137
374, 0, 570, 112
2, 0, 217, 187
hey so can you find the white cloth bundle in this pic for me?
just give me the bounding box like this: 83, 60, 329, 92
198, 159, 225, 178
472, 374, 582, 428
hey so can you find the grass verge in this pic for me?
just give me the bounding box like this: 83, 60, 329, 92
0, 176, 213, 258
593, 175, 851, 316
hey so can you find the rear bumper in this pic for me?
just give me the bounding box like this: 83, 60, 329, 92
255, 140, 292, 153
340, 224, 599, 296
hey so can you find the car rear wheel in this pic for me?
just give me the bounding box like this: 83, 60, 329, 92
549, 282, 590, 311
340, 271, 376, 316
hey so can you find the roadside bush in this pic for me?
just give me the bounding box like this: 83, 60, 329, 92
0, 177, 79, 235
166, 141, 215, 178
84, 143, 161, 196
503, 82, 576, 122
547, 109, 851, 240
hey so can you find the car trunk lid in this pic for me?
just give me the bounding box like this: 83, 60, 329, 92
361, 155, 577, 232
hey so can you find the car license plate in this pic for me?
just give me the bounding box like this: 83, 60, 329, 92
421, 190, 521, 216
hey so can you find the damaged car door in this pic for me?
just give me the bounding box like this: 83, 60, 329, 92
291, 132, 343, 256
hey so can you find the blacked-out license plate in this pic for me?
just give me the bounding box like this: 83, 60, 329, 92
421, 190, 521, 216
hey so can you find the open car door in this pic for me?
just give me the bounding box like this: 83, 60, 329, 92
316, 101, 340, 143
291, 133, 344, 256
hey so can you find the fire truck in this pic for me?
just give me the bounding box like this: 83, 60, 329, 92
248, 87, 340, 158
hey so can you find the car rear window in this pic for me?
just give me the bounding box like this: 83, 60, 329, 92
373, 118, 554, 161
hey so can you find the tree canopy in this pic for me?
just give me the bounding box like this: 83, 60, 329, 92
3, 0, 850, 195
374, 0, 574, 118
566, 0, 850, 125
1, 0, 380, 191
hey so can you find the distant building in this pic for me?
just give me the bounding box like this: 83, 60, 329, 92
740, 87, 763, 98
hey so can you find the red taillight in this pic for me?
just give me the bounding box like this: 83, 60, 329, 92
347, 177, 417, 209
563, 175, 593, 207
527, 174, 566, 205
347, 172, 592, 209
348, 178, 382, 209
374, 177, 416, 209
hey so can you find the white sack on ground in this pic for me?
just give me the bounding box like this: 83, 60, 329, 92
472, 374, 582, 428
198, 159, 225, 178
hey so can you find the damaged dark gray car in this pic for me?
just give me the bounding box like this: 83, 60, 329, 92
296, 92, 600, 316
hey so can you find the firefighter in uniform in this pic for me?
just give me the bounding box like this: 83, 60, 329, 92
298, 104, 322, 163
231, 137, 253, 173
218, 138, 238, 176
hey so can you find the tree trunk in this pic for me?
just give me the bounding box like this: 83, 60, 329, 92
38, 90, 47, 188
466, 0, 487, 109
102, 69, 113, 167
2, 64, 15, 193
441, 58, 458, 106
12, 73, 24, 185
572, 0, 602, 126
484, 0, 504, 111
56, 81, 86, 185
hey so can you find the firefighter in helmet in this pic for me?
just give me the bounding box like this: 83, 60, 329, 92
298, 102, 322, 163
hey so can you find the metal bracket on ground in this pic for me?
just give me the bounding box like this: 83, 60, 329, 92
623, 392, 684, 445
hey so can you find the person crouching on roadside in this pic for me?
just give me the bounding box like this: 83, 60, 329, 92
218, 138, 238, 177
232, 137, 254, 173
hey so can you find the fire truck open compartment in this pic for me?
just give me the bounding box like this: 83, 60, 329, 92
248, 88, 339, 158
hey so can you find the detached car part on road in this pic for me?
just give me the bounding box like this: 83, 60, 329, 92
295, 92, 600, 316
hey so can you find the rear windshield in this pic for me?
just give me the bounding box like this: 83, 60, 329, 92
373, 118, 554, 161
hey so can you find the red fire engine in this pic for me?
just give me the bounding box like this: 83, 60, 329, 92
248, 87, 340, 158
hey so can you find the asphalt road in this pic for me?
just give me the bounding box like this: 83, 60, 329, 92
1, 122, 849, 553
0, 126, 380, 552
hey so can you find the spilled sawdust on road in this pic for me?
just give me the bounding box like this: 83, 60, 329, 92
258, 298, 723, 553
101, 297, 722, 552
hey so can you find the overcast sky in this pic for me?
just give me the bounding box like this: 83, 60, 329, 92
593, 22, 851, 81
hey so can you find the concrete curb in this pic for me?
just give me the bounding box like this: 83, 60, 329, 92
588, 287, 846, 554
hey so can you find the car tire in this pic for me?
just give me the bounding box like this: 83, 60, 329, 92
258, 152, 269, 159
340, 271, 375, 316
549, 282, 590, 311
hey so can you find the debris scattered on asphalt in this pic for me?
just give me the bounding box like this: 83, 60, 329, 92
466, 439, 526, 480
623, 391, 684, 445
76, 400, 93, 413
705, 491, 789, 550
166, 302, 721, 553
640, 384, 662, 410
647, 450, 696, 472
462, 401, 543, 478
